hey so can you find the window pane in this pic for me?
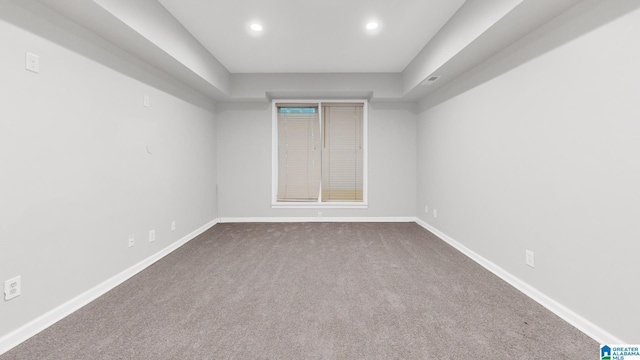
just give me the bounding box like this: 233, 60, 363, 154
277, 107, 321, 202
321, 103, 363, 202
278, 107, 317, 114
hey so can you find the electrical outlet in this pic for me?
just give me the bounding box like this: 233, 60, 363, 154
128, 235, 135, 248
433, 209, 438, 218
425, 205, 429, 214
149, 229, 155, 242
4, 276, 21, 301
526, 250, 535, 268
25, 52, 40, 73
171, 221, 176, 231
143, 95, 150, 107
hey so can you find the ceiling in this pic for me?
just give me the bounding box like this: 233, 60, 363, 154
156, 0, 467, 73
25, 0, 588, 102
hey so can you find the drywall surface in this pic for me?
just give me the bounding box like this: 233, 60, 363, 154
91, 0, 230, 92
416, 2, 640, 342
402, 0, 522, 92
0, 3, 217, 339
231, 73, 402, 101
216, 102, 416, 219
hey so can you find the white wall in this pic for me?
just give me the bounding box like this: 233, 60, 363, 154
0, 2, 217, 340
416, 2, 640, 343
4, 0, 638, 349
216, 102, 416, 219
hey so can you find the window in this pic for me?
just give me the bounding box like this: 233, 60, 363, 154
272, 100, 367, 208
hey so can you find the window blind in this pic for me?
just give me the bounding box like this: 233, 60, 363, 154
321, 103, 364, 201
276, 105, 321, 202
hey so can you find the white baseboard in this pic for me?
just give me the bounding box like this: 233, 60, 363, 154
1, 217, 622, 355
219, 216, 416, 223
414, 218, 622, 344
0, 218, 219, 356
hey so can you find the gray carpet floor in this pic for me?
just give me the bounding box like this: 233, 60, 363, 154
2, 222, 596, 359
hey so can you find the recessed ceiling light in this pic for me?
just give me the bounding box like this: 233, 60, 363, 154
366, 22, 379, 30
250, 23, 263, 32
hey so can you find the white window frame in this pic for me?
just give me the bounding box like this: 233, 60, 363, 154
272, 99, 368, 209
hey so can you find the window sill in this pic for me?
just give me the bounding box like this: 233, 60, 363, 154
272, 202, 368, 209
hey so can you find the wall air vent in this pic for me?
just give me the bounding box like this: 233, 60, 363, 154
420, 76, 441, 85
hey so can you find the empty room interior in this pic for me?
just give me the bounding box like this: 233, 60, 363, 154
1, 0, 639, 358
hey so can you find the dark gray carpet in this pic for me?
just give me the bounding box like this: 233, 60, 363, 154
1, 223, 596, 359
